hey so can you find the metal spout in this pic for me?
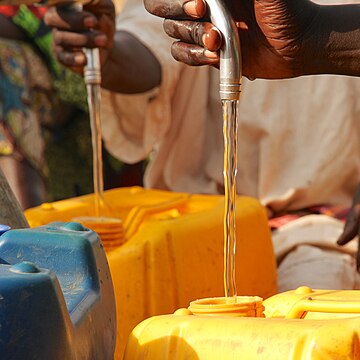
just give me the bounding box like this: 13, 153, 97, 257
205, 0, 242, 101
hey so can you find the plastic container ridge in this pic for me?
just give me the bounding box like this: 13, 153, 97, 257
0, 222, 116, 359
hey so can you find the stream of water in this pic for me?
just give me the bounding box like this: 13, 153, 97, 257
222, 99, 239, 302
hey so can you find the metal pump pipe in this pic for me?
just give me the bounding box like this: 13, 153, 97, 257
205, 0, 242, 101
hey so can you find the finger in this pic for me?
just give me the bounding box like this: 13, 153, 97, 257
337, 222, 358, 246
44, 6, 98, 31
84, 0, 115, 18
337, 206, 360, 246
171, 41, 219, 66
68, 65, 84, 74
53, 29, 109, 49
144, 0, 206, 20
164, 19, 222, 51
54, 46, 87, 67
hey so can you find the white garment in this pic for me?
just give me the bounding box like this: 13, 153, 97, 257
273, 215, 360, 291
100, 0, 360, 289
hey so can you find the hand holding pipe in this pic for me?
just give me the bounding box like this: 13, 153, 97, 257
60, 2, 101, 87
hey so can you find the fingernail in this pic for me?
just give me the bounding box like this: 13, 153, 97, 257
204, 50, 218, 59
183, 1, 201, 18
95, 35, 107, 47
74, 53, 86, 65
83, 16, 96, 28
202, 28, 222, 50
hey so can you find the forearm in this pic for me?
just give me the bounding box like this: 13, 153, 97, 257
0, 14, 27, 41
101, 30, 162, 94
305, 4, 360, 77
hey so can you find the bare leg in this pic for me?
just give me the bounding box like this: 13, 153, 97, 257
0, 162, 28, 228
0, 156, 46, 210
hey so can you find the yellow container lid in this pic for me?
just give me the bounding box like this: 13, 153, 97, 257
189, 296, 265, 317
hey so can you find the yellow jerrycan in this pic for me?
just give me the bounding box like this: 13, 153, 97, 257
124, 286, 360, 359
25, 187, 277, 358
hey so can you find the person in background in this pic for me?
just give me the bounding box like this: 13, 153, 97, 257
45, 0, 360, 292
0, 5, 55, 208
0, 5, 90, 208
0, 4, 143, 209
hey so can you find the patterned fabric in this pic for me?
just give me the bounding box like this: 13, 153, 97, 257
10, 5, 88, 111
0, 4, 46, 18
0, 38, 53, 175
268, 204, 350, 229
0, 5, 88, 176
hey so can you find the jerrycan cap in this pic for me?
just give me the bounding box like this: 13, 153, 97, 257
188, 296, 265, 318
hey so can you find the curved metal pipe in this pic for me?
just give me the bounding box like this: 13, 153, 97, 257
205, 0, 242, 101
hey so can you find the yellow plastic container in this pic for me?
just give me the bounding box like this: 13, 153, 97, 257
124, 287, 360, 359
25, 187, 277, 358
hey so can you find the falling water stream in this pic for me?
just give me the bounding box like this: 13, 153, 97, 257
222, 99, 239, 302
73, 48, 121, 232
87, 82, 104, 218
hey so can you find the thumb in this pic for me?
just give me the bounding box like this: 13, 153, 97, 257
357, 243, 360, 272
337, 205, 360, 246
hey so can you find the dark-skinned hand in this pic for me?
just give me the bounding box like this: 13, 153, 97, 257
44, 0, 115, 73
144, 0, 321, 79
45, 0, 162, 93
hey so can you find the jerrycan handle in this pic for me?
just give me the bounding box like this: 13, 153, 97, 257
286, 297, 360, 319
124, 194, 190, 239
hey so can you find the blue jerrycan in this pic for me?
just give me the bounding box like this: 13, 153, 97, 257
0, 222, 116, 359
